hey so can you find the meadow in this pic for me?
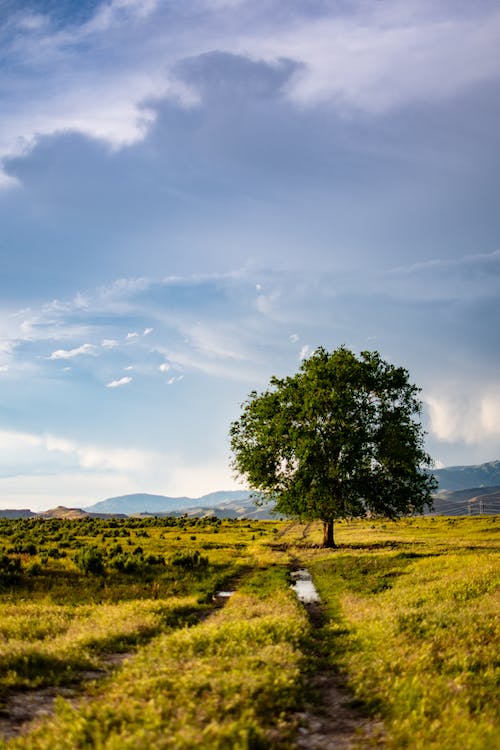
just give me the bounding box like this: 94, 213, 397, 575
0, 514, 498, 748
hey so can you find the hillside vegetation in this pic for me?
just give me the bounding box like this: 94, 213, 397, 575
0, 515, 498, 749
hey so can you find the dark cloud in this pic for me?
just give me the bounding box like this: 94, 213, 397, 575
1, 47, 499, 312
174, 51, 301, 103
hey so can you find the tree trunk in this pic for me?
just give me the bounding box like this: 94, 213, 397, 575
322, 519, 336, 548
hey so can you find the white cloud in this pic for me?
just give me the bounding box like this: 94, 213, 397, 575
0, 365, 8, 372
481, 392, 500, 437
106, 376, 133, 388
83, 0, 160, 34
2, 269, 268, 385
73, 292, 89, 308
187, 322, 246, 361
299, 344, 311, 360
0, 429, 156, 473
166, 375, 184, 385
0, 340, 15, 355
426, 388, 500, 444
99, 276, 152, 300
49, 343, 95, 360
289, 333, 299, 343
159, 362, 171, 372
251, 7, 500, 113
255, 289, 287, 320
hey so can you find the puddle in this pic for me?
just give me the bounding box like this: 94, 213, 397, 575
290, 569, 321, 604
213, 591, 235, 601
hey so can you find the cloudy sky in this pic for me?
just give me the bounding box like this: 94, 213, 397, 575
0, 0, 499, 509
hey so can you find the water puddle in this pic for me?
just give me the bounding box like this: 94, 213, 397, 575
213, 590, 235, 604
290, 569, 321, 604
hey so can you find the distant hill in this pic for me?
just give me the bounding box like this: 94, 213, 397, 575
0, 509, 37, 519
84, 490, 252, 515
431, 486, 500, 516
142, 496, 279, 521
433, 460, 500, 490
39, 506, 89, 519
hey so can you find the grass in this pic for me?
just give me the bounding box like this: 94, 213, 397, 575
0, 597, 204, 700
307, 516, 500, 750
0, 515, 498, 748
1, 568, 308, 750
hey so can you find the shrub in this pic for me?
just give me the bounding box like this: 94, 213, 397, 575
0, 552, 22, 586
73, 546, 105, 576
171, 550, 209, 571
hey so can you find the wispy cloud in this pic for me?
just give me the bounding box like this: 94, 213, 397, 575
383, 248, 500, 301
0, 428, 157, 473
166, 375, 184, 385
251, 7, 500, 113
2, 257, 500, 476
49, 343, 95, 360
106, 376, 133, 388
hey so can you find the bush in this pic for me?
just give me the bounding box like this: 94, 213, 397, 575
171, 550, 209, 571
0, 552, 22, 586
73, 546, 105, 576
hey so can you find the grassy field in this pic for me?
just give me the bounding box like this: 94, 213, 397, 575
0, 515, 498, 748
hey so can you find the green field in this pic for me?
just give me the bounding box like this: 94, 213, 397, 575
0, 515, 498, 748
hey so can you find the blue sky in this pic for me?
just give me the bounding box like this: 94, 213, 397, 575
1, 0, 499, 509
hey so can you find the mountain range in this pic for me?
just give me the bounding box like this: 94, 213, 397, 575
83, 490, 252, 515
1, 461, 500, 519
433, 460, 500, 490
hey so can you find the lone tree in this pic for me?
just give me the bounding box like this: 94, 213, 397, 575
230, 347, 436, 547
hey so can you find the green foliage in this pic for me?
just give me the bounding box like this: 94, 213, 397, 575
73, 546, 105, 576
231, 347, 436, 546
0, 553, 22, 587
171, 549, 208, 571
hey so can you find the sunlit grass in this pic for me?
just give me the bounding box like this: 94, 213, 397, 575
0, 515, 498, 748
0, 597, 205, 699
308, 516, 500, 750
1, 568, 308, 750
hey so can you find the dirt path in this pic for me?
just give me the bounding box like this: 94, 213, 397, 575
294, 601, 385, 749
0, 652, 131, 741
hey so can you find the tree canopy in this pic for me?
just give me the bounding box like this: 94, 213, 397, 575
230, 347, 436, 546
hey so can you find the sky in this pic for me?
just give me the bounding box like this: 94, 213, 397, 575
0, 0, 499, 510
